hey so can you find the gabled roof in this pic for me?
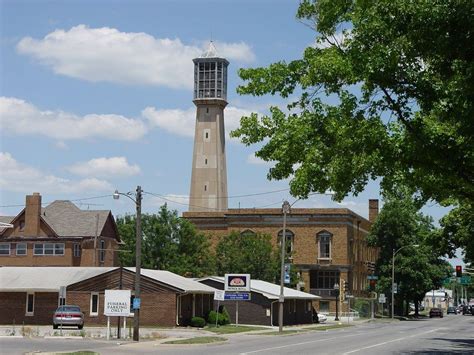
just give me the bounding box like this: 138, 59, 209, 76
41, 200, 111, 237
0, 267, 117, 292
127, 268, 216, 294
197, 276, 320, 300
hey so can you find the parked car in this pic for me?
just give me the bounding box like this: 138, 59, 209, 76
462, 305, 471, 315
447, 306, 457, 314
429, 307, 443, 318
317, 313, 328, 323
53, 305, 84, 329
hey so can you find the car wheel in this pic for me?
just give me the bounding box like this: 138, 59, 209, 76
78, 325, 83, 330
53, 324, 58, 329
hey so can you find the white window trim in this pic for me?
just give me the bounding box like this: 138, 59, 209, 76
0, 243, 11, 256
73, 243, 81, 257
317, 232, 332, 260
33, 243, 65, 256
90, 292, 99, 316
26, 292, 34, 316
16, 243, 27, 256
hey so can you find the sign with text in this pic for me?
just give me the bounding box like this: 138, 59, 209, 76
214, 290, 225, 301
104, 290, 131, 316
225, 274, 251, 292
224, 292, 251, 301
378, 294, 386, 304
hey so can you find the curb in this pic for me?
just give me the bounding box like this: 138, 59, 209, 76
0, 335, 24, 338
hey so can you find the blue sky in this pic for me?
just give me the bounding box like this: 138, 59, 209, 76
0, 0, 463, 265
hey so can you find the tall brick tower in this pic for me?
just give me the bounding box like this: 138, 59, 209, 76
189, 42, 229, 211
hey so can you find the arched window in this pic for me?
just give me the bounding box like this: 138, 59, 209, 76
278, 230, 294, 255
240, 229, 256, 237
317, 231, 332, 259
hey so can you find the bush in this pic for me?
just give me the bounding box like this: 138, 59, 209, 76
190, 316, 206, 328
207, 306, 231, 325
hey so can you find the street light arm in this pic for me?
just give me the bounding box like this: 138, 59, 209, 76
114, 190, 138, 204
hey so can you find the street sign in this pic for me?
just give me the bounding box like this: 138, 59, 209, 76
214, 290, 225, 301
284, 264, 291, 284
393, 283, 398, 294
224, 292, 251, 301
378, 294, 386, 303
367, 275, 379, 280
225, 274, 251, 292
460, 275, 471, 285
132, 297, 141, 310
104, 290, 131, 316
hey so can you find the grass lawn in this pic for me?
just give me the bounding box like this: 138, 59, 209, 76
305, 324, 353, 331
206, 325, 268, 334
163, 336, 227, 345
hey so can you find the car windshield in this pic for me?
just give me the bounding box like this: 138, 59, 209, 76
57, 306, 81, 312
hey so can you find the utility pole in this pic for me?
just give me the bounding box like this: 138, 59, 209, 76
278, 201, 290, 333
133, 185, 142, 342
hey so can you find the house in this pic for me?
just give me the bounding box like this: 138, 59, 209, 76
183, 200, 379, 313
0, 267, 216, 327
197, 276, 319, 326
0, 193, 121, 267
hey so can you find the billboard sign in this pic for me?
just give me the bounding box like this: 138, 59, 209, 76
225, 274, 251, 292
104, 290, 131, 316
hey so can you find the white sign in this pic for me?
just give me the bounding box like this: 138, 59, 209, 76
225, 274, 251, 292
378, 294, 386, 304
214, 290, 225, 301
104, 290, 131, 316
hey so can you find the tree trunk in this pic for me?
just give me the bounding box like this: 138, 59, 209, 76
414, 299, 419, 317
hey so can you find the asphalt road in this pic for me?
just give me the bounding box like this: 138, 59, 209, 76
1, 315, 473, 355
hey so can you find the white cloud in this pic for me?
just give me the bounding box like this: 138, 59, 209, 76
0, 97, 147, 141
143, 105, 256, 141
0, 152, 113, 194
17, 25, 255, 88
67, 157, 141, 178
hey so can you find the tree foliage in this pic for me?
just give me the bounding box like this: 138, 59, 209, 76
215, 232, 280, 283
116, 204, 215, 277
367, 193, 451, 316
231, 0, 474, 205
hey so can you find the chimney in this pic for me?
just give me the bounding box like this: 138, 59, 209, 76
368, 199, 379, 223
24, 193, 42, 236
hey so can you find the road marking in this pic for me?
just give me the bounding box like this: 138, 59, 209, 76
341, 328, 444, 354
240, 333, 362, 354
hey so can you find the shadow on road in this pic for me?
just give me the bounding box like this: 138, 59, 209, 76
405, 337, 474, 354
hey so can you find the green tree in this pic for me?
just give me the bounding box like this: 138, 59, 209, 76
231, 0, 474, 205
367, 193, 451, 317
116, 204, 215, 277
215, 232, 280, 283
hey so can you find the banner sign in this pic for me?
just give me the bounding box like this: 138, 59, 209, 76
104, 290, 131, 316
224, 292, 251, 301
225, 274, 251, 292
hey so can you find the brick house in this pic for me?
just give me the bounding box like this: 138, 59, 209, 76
0, 267, 216, 327
197, 276, 319, 326
0, 193, 121, 267
183, 199, 379, 314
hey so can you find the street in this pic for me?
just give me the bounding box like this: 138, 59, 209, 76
1, 316, 473, 355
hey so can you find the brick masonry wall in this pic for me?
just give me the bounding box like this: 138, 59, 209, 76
0, 292, 58, 325
66, 291, 177, 327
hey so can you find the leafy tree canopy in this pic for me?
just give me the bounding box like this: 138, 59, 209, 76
231, 0, 474, 205
215, 231, 280, 283
116, 204, 215, 277
367, 192, 451, 316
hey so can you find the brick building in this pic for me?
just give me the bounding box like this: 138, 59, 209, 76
0, 193, 120, 267
183, 199, 379, 314
0, 267, 215, 326
197, 276, 319, 326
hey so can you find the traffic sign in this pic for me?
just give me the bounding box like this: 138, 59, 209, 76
367, 275, 379, 280
460, 275, 471, 285
132, 297, 141, 310
378, 294, 386, 303
214, 290, 225, 301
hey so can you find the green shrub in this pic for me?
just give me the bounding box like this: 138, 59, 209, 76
221, 306, 230, 325
207, 310, 226, 325
190, 316, 206, 328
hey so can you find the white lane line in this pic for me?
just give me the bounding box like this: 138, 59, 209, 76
240, 333, 362, 354
341, 327, 444, 354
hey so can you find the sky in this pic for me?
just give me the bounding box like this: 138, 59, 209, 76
0, 0, 463, 265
